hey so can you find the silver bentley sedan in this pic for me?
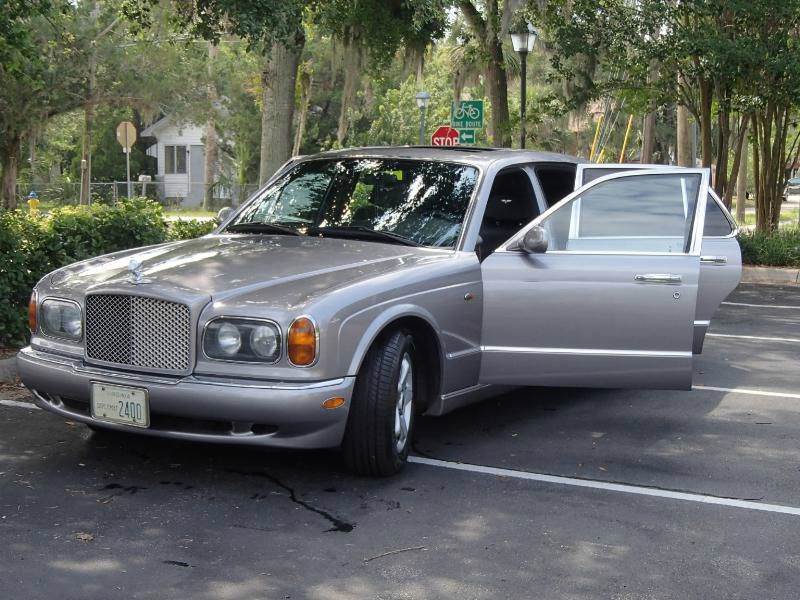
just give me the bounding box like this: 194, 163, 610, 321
18, 147, 741, 476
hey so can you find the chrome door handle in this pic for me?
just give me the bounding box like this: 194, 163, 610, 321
634, 273, 682, 285
700, 255, 728, 265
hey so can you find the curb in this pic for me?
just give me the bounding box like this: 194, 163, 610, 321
741, 265, 800, 285
0, 356, 18, 383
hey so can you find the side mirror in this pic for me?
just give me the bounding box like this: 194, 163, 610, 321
217, 207, 234, 223
517, 225, 548, 253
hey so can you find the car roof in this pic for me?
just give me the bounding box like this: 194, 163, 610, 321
310, 146, 581, 167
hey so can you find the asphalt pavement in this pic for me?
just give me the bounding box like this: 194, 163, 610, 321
1, 283, 799, 600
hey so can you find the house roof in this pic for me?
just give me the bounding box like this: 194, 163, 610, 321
140, 116, 170, 138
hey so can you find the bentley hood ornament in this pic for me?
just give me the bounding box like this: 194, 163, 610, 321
127, 257, 150, 285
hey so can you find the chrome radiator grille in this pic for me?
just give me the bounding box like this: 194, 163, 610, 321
85, 295, 191, 372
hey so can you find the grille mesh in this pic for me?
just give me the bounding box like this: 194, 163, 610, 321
85, 295, 191, 372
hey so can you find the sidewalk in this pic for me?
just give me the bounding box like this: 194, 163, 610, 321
741, 265, 800, 285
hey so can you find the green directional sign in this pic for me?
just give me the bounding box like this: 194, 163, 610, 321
458, 129, 476, 145
451, 100, 484, 130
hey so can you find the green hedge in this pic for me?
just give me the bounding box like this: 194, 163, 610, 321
167, 218, 217, 241
0, 199, 216, 345
738, 227, 800, 268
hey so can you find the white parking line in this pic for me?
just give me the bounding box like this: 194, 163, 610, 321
722, 301, 800, 310
0, 399, 40, 410
706, 332, 800, 344
692, 385, 800, 399
409, 456, 800, 517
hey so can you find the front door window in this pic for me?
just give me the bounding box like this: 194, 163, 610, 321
541, 173, 702, 254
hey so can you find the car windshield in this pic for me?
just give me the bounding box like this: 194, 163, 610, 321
227, 158, 479, 248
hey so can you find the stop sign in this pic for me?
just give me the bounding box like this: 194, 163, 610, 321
431, 126, 460, 146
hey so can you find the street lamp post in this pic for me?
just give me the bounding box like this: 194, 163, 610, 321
415, 91, 431, 145
510, 26, 537, 149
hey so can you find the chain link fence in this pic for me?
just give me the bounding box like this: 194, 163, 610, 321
16, 181, 261, 209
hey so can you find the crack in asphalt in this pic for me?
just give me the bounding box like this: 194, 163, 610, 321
227, 469, 354, 533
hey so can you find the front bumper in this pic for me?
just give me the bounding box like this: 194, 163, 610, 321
17, 347, 355, 449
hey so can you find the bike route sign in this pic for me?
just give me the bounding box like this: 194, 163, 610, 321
451, 100, 484, 129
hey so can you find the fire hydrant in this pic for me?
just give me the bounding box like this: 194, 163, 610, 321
27, 191, 39, 215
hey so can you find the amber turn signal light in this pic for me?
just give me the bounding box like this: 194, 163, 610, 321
322, 397, 345, 410
28, 292, 37, 332
287, 317, 317, 366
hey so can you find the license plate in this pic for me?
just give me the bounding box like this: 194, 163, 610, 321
91, 383, 150, 428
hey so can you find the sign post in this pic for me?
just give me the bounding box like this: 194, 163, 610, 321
431, 126, 460, 147
116, 121, 137, 198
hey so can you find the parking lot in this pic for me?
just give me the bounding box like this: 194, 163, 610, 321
1, 282, 798, 600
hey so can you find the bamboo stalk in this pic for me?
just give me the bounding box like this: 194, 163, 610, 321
589, 114, 604, 161
619, 114, 634, 163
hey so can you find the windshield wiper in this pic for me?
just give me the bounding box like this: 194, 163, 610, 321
226, 221, 301, 236
308, 225, 421, 247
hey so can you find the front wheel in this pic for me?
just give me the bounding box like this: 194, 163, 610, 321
342, 329, 418, 477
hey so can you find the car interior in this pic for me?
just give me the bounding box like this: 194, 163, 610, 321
533, 163, 578, 207
476, 168, 539, 260
476, 163, 578, 260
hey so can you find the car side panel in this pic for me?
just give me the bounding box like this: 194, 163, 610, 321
479, 252, 698, 389
695, 236, 742, 352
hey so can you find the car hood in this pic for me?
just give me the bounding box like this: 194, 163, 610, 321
48, 234, 447, 303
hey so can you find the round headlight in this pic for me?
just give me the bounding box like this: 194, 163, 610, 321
250, 325, 279, 360
216, 322, 242, 355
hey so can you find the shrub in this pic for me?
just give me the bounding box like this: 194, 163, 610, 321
738, 227, 800, 268
47, 197, 167, 262
167, 218, 217, 241
0, 198, 169, 345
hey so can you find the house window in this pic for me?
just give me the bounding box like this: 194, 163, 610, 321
164, 145, 187, 174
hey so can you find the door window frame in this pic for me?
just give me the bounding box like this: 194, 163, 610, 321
705, 188, 738, 239
575, 164, 738, 240
498, 168, 711, 257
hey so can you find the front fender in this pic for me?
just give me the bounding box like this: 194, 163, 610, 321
339, 303, 442, 377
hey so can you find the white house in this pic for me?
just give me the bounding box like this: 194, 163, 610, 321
142, 117, 216, 206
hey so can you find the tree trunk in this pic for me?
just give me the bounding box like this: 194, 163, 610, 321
337, 34, 362, 147
259, 32, 305, 185
459, 0, 511, 147
698, 77, 713, 169
484, 17, 511, 146
641, 112, 656, 163
79, 101, 93, 205
676, 105, 692, 167
714, 103, 732, 197
735, 127, 748, 224
203, 43, 219, 211
752, 106, 789, 232
640, 60, 659, 163
80, 2, 99, 205
1, 132, 20, 209
722, 115, 747, 210
28, 126, 38, 188
293, 70, 312, 156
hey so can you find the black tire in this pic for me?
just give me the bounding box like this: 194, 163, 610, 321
342, 329, 419, 477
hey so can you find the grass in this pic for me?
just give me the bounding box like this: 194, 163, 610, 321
741, 209, 799, 226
